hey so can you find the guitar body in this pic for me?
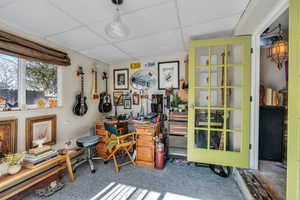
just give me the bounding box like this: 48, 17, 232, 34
98, 72, 112, 113
73, 95, 88, 116
178, 80, 188, 101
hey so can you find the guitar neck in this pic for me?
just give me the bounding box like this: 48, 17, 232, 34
81, 75, 84, 98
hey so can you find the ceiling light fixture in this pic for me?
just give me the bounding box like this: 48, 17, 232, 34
105, 0, 130, 39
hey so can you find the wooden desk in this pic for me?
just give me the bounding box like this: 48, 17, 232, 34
0, 150, 82, 199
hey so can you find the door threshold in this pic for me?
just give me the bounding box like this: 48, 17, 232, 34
234, 168, 284, 200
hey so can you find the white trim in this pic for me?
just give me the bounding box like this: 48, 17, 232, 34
249, 0, 289, 169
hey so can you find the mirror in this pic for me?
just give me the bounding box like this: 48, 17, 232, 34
130, 70, 157, 90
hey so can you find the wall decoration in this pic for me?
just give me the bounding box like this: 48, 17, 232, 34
113, 92, 124, 106
130, 70, 157, 90
132, 92, 140, 105
113, 69, 129, 90
158, 61, 180, 90
124, 99, 132, 109
0, 119, 17, 154
130, 62, 142, 70
26, 115, 56, 150
144, 62, 156, 68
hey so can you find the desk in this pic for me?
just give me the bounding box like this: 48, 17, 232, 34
0, 149, 82, 199
95, 120, 160, 168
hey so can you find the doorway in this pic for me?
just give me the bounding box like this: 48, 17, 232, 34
257, 9, 289, 199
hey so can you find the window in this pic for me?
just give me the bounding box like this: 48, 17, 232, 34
0, 53, 61, 110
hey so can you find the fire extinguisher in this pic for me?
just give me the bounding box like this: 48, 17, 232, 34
155, 142, 165, 169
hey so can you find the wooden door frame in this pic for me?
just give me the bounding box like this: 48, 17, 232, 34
249, 0, 289, 170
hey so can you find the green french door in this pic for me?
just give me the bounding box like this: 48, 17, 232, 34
188, 36, 251, 168
287, 0, 300, 199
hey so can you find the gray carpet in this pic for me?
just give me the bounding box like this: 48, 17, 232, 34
26, 160, 244, 200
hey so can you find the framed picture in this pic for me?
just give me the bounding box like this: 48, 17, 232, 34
158, 61, 180, 90
132, 92, 139, 105
114, 69, 129, 90
113, 92, 124, 106
26, 115, 56, 150
124, 99, 132, 109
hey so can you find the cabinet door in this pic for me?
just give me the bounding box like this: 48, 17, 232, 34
137, 146, 154, 162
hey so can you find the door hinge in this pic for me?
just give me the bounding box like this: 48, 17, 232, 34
249, 144, 252, 150
251, 48, 253, 54
250, 96, 253, 102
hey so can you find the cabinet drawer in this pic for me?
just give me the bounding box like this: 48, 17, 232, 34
168, 135, 187, 148
137, 146, 154, 162
96, 129, 107, 136
136, 128, 155, 136
137, 135, 154, 147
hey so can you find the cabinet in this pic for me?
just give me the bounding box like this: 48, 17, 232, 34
135, 125, 159, 168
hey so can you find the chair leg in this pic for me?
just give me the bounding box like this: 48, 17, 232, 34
112, 154, 119, 174
125, 147, 136, 166
88, 147, 96, 173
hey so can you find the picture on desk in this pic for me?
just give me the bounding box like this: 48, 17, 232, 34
113, 92, 124, 106
114, 69, 129, 90
26, 115, 56, 150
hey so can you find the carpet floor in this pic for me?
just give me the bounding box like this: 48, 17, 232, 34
26, 160, 244, 200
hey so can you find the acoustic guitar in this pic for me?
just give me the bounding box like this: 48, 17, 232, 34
73, 66, 88, 116
99, 72, 112, 113
178, 79, 188, 101
91, 67, 99, 100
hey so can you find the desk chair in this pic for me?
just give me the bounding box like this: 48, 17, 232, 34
74, 135, 103, 173
104, 123, 136, 173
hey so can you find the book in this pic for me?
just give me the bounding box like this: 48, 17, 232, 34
28, 145, 51, 155
24, 151, 58, 163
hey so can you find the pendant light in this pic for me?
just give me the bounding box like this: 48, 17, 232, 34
105, 0, 130, 39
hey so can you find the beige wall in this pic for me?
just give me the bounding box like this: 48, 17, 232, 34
107, 53, 186, 117
0, 23, 109, 152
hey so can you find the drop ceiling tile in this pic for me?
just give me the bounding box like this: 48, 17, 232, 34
183, 15, 239, 44
89, 1, 179, 43
0, 0, 80, 37
177, 0, 249, 27
0, 0, 17, 8
80, 44, 134, 64
49, 0, 170, 25
116, 29, 184, 59
46, 27, 108, 51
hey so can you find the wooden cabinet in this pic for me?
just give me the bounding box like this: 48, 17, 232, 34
135, 125, 159, 168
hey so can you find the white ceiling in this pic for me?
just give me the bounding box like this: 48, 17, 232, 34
0, 0, 250, 65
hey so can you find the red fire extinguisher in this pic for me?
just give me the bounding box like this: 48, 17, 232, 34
156, 142, 165, 169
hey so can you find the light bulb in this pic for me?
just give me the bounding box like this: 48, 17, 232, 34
105, 13, 130, 39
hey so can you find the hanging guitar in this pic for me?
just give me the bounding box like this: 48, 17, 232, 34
91, 67, 99, 100
99, 72, 112, 113
73, 66, 88, 116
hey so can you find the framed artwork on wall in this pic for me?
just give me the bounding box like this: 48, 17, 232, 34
113, 92, 124, 106
25, 115, 56, 150
132, 92, 140, 105
158, 61, 180, 90
113, 69, 129, 90
124, 99, 132, 109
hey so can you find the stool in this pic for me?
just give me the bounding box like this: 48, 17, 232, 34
73, 135, 103, 173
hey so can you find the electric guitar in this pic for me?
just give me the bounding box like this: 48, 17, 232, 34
73, 66, 88, 116
91, 67, 99, 100
99, 72, 112, 113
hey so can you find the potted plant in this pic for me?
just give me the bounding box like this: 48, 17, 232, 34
5, 153, 24, 175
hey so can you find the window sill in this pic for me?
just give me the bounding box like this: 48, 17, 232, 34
0, 106, 63, 114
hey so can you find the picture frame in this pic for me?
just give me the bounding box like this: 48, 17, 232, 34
113, 92, 124, 106
25, 115, 56, 150
158, 61, 180, 90
113, 69, 129, 90
132, 92, 140, 105
124, 99, 132, 109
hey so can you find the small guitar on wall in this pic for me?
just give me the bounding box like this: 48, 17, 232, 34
99, 72, 112, 113
91, 67, 99, 100
73, 66, 88, 116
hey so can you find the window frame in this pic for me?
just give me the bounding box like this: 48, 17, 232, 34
0, 54, 62, 111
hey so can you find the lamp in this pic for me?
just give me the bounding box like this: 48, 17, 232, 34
105, 0, 130, 39
265, 24, 288, 70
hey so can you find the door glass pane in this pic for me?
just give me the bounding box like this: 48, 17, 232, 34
227, 67, 242, 86
195, 88, 209, 107
227, 132, 241, 152
195, 130, 208, 149
211, 67, 224, 87
228, 44, 243, 65
211, 88, 224, 107
195, 68, 209, 87
227, 110, 242, 131
211, 45, 226, 65
195, 109, 209, 128
196, 46, 209, 66
227, 88, 242, 108
210, 131, 225, 150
